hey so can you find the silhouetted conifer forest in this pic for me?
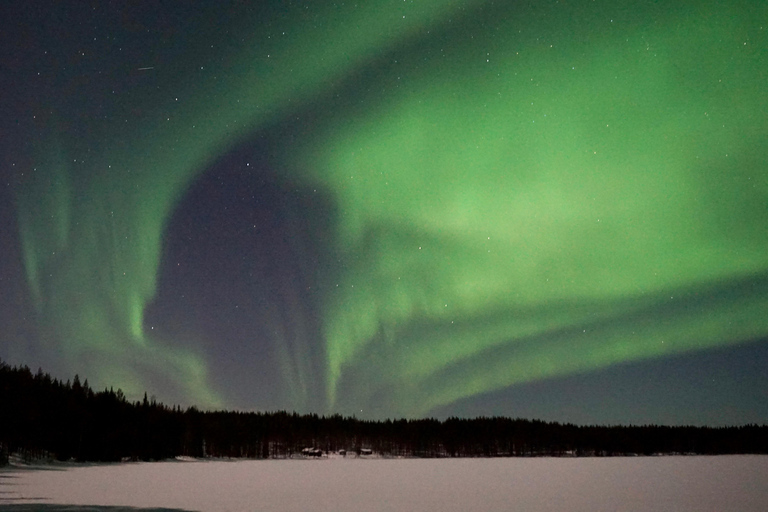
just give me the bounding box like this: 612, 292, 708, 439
1, 360, 766, 464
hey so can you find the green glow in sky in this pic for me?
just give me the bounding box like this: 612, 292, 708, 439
15, 0, 768, 417
281, 0, 768, 415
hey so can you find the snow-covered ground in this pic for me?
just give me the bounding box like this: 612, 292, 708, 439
2, 456, 767, 511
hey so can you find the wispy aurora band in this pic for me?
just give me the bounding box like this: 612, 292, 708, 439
16, 0, 768, 416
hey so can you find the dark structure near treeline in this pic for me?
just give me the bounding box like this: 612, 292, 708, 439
1, 360, 766, 463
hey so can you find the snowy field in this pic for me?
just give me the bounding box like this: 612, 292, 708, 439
2, 456, 768, 511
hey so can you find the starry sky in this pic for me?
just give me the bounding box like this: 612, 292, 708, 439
1, 0, 767, 426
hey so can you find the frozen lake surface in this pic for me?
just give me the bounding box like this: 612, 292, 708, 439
2, 455, 767, 511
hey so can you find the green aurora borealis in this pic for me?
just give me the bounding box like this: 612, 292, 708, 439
5, 0, 768, 421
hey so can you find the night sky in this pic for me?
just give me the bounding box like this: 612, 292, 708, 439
2, 0, 767, 426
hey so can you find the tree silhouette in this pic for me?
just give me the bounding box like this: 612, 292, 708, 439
1, 357, 767, 463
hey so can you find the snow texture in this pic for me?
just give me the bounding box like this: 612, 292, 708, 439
2, 456, 767, 511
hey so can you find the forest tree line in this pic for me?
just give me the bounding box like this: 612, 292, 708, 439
1, 359, 766, 463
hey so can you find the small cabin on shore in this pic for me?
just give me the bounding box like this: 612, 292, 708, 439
301, 447, 323, 457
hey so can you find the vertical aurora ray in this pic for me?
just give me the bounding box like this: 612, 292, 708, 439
17, 114, 218, 404
13, 0, 768, 417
